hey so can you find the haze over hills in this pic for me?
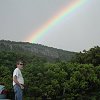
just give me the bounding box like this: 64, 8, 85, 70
0, 40, 76, 62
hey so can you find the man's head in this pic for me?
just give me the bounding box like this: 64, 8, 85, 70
16, 60, 24, 70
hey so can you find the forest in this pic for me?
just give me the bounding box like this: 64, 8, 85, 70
0, 45, 100, 100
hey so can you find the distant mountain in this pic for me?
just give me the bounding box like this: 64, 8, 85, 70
0, 40, 76, 62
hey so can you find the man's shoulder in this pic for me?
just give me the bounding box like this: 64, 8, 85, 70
13, 68, 20, 72
13, 68, 20, 76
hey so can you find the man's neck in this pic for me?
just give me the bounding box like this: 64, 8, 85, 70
17, 67, 21, 70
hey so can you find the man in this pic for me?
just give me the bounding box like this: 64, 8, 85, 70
13, 60, 24, 100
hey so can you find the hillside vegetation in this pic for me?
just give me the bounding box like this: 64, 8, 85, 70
0, 40, 75, 62
0, 40, 100, 100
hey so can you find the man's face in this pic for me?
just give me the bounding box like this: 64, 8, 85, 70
17, 62, 24, 69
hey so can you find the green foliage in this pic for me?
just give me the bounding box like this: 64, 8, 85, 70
22, 62, 100, 99
73, 46, 100, 66
0, 65, 12, 90
0, 46, 100, 99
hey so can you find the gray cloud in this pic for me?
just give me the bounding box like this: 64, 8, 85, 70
0, 0, 100, 52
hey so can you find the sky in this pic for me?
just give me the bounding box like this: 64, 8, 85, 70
0, 0, 100, 52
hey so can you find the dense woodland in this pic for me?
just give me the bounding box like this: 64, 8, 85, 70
0, 40, 100, 100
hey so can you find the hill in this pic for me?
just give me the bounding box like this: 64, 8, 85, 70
0, 40, 76, 62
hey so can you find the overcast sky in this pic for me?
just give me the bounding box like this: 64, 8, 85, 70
0, 0, 100, 52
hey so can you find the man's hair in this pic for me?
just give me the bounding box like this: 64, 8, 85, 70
16, 60, 23, 65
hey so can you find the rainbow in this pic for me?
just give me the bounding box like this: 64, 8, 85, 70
26, 0, 87, 43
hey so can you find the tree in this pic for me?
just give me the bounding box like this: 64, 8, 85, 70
73, 46, 100, 66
